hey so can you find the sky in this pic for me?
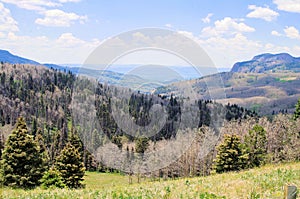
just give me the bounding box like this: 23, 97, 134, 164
0, 0, 300, 68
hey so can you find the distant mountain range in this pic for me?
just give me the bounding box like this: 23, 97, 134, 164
0, 49, 229, 92
0, 50, 190, 92
2, 49, 299, 75
0, 50, 40, 65
231, 53, 300, 73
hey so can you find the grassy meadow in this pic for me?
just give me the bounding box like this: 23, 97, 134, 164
1, 162, 299, 199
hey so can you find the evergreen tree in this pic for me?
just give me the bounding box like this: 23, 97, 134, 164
135, 136, 149, 154
244, 125, 267, 168
35, 132, 50, 169
293, 98, 300, 120
1, 117, 44, 188
40, 167, 66, 189
84, 149, 97, 171
55, 142, 85, 188
213, 134, 248, 173
69, 130, 96, 171
49, 130, 63, 164
69, 131, 83, 155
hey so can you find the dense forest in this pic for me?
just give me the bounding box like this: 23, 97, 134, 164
0, 62, 299, 189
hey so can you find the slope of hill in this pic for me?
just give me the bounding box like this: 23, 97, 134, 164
2, 162, 299, 198
156, 53, 300, 115
156, 71, 300, 115
0, 50, 40, 65
231, 53, 300, 73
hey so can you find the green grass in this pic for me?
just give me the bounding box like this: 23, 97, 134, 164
84, 172, 148, 189
1, 162, 300, 199
275, 76, 297, 83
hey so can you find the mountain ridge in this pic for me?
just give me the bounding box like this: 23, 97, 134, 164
0, 50, 40, 65
231, 53, 300, 73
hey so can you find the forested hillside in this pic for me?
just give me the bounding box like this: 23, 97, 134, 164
0, 63, 256, 174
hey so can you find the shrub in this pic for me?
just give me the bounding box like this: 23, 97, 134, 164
40, 168, 66, 189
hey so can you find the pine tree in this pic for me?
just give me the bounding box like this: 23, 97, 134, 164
293, 98, 300, 120
35, 132, 50, 169
49, 130, 63, 164
244, 125, 267, 168
69, 131, 83, 155
1, 117, 44, 188
213, 134, 248, 173
69, 130, 96, 171
55, 142, 85, 188
135, 136, 149, 154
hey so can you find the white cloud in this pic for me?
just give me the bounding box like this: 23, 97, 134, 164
201, 17, 255, 37
271, 30, 282, 36
178, 30, 196, 39
202, 13, 213, 24
247, 5, 279, 21
201, 33, 263, 67
56, 32, 85, 47
0, 3, 18, 33
0, 32, 101, 63
165, 23, 172, 28
176, 30, 262, 67
273, 0, 300, 13
0, 0, 60, 11
1, 0, 86, 28
35, 9, 87, 27
284, 26, 300, 40
59, 0, 81, 2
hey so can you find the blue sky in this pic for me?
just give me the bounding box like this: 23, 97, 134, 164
0, 0, 300, 68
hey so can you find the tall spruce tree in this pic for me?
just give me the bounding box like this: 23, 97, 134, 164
213, 134, 248, 173
35, 132, 50, 169
244, 125, 267, 168
69, 131, 97, 171
1, 117, 44, 188
55, 142, 85, 188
